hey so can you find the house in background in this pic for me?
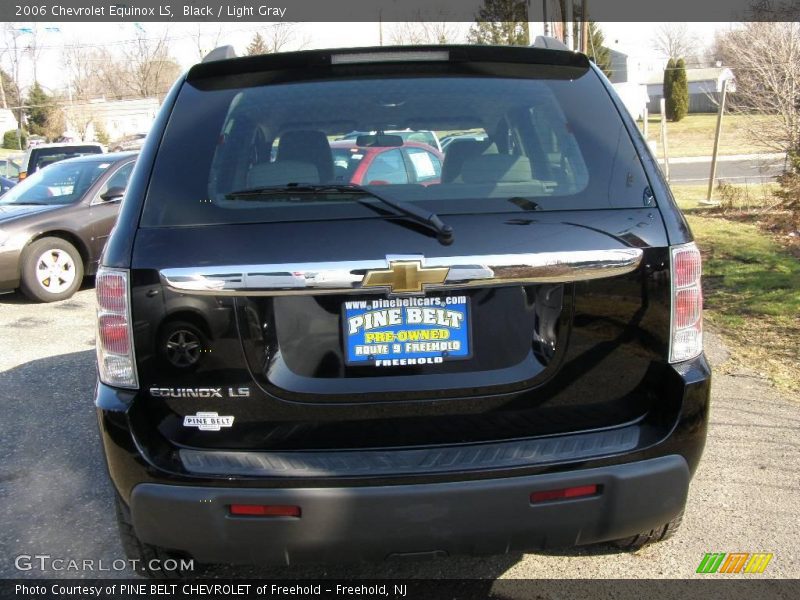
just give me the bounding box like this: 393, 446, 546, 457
0, 108, 19, 133
63, 97, 159, 142
645, 67, 736, 114
607, 49, 651, 120
612, 82, 650, 120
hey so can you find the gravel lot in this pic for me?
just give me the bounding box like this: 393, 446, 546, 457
0, 286, 798, 580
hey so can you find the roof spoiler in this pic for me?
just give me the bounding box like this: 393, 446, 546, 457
202, 45, 237, 63
531, 36, 571, 51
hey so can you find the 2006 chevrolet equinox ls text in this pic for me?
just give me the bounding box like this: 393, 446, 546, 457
95, 42, 710, 576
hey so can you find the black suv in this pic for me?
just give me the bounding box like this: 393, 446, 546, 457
95, 43, 710, 574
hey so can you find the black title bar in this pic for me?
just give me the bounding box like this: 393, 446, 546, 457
3, 0, 799, 22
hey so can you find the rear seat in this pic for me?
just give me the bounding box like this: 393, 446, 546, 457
247, 161, 320, 187
458, 154, 535, 184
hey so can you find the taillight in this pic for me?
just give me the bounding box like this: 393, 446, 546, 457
670, 243, 703, 363
96, 268, 138, 388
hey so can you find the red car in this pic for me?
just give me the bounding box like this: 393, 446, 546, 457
330, 140, 444, 185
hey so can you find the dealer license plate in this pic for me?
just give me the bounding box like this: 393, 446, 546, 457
343, 296, 471, 367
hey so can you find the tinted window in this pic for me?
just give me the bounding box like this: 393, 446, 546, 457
95, 161, 135, 200
405, 147, 442, 183
142, 66, 649, 227
364, 149, 408, 185
29, 146, 103, 173
331, 148, 365, 182
0, 159, 20, 178
0, 160, 111, 206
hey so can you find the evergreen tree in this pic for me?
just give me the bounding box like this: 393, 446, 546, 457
671, 58, 689, 122
663, 58, 676, 121
246, 32, 268, 56
584, 22, 612, 78
466, 0, 529, 46
25, 82, 54, 138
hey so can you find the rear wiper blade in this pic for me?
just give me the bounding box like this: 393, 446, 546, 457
226, 183, 455, 244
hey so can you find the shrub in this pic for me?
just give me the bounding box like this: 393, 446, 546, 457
2, 129, 26, 150
774, 152, 800, 229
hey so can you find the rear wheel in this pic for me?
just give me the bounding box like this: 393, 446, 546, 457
613, 510, 684, 551
114, 494, 194, 579
20, 237, 84, 302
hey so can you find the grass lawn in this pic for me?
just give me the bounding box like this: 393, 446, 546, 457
642, 113, 778, 159
671, 183, 800, 392
670, 183, 781, 212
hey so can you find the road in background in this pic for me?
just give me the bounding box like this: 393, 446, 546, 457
663, 154, 786, 186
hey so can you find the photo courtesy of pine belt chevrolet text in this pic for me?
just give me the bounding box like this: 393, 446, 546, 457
93, 42, 710, 576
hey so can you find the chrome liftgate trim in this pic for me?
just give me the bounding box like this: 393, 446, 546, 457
159, 249, 644, 297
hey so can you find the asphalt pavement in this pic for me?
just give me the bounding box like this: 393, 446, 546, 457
662, 154, 787, 186
0, 287, 798, 580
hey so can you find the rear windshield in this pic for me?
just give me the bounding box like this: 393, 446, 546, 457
30, 146, 103, 172
142, 64, 650, 227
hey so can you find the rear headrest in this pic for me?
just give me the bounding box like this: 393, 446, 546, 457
247, 161, 319, 188
277, 130, 334, 182
441, 139, 492, 183
460, 155, 533, 184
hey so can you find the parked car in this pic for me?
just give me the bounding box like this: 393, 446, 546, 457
0, 176, 16, 196
95, 42, 709, 576
338, 129, 442, 152
18, 142, 104, 181
440, 132, 489, 151
0, 152, 136, 301
111, 133, 148, 152
26, 134, 46, 148
331, 139, 443, 185
0, 157, 21, 180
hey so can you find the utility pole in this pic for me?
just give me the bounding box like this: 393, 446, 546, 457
706, 78, 728, 203
660, 98, 670, 181
542, 0, 550, 36
581, 0, 589, 53
564, 1, 574, 51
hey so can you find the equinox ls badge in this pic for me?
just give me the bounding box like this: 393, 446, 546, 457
362, 260, 449, 295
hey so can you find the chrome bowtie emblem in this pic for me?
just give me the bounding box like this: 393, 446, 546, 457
361, 260, 449, 295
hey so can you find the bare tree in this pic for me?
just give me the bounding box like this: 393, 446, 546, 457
651, 24, 697, 60
23, 24, 44, 84
117, 27, 181, 99
248, 23, 308, 55
389, 22, 462, 45
714, 22, 800, 160
64, 101, 98, 141
192, 24, 223, 60
1, 24, 28, 141
62, 43, 106, 100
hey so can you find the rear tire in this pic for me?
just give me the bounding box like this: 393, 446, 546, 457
613, 509, 684, 551
20, 237, 84, 302
114, 493, 194, 579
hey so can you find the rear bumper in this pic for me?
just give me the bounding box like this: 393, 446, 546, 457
130, 455, 689, 565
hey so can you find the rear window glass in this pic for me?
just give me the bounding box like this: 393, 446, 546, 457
30, 146, 103, 172
142, 65, 650, 227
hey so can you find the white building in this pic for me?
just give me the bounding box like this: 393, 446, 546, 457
0, 109, 19, 133
64, 97, 160, 142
